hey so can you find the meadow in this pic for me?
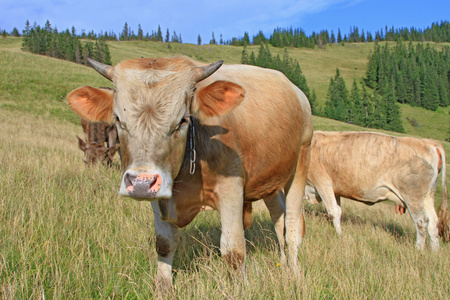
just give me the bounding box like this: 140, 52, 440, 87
0, 37, 449, 299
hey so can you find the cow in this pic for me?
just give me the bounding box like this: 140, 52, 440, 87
77, 117, 120, 166
304, 131, 449, 250
67, 56, 313, 289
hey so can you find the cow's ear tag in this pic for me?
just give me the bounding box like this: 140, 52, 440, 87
196, 81, 245, 117
67, 86, 114, 123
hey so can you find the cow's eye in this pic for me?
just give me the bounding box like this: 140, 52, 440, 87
113, 114, 120, 124
113, 114, 126, 130
176, 117, 189, 131
171, 117, 189, 135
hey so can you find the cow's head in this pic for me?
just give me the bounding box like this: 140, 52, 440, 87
67, 57, 245, 200
77, 136, 120, 166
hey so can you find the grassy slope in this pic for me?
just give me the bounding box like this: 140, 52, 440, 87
0, 37, 449, 298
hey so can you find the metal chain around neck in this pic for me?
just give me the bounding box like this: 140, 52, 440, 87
189, 116, 196, 175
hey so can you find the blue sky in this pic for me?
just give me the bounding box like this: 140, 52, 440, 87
1, 0, 448, 44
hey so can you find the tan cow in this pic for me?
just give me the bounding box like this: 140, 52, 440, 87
304, 131, 449, 250
77, 118, 120, 166
67, 56, 313, 288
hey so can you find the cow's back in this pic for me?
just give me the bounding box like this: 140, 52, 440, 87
309, 131, 438, 203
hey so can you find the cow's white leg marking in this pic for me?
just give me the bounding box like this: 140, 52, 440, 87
406, 190, 439, 251
216, 176, 246, 279
263, 191, 287, 265
285, 144, 310, 273
151, 201, 179, 290
315, 184, 342, 235
407, 206, 428, 251
424, 190, 439, 250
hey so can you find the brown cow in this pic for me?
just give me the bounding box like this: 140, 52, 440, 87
77, 118, 120, 166
304, 131, 449, 250
67, 56, 313, 288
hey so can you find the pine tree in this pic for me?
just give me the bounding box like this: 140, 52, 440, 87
330, 31, 336, 43
241, 47, 248, 64
74, 38, 82, 64
157, 25, 163, 42
383, 80, 405, 132
210, 32, 216, 44
64, 30, 76, 62
82, 41, 93, 65
11, 27, 20, 37
137, 24, 143, 40
120, 22, 129, 40
165, 29, 170, 43
309, 89, 318, 115
249, 51, 256, 65
395, 69, 407, 104
371, 93, 385, 129
324, 69, 350, 122
243, 32, 250, 46
365, 48, 379, 89
361, 85, 374, 127
350, 80, 363, 125
48, 28, 60, 58
421, 68, 440, 110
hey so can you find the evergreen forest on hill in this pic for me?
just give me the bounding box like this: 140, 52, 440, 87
11, 20, 450, 134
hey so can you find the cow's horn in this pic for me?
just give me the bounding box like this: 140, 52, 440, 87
194, 60, 223, 83
87, 57, 113, 80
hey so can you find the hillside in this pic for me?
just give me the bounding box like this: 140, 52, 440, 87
0, 37, 449, 299
1, 37, 448, 141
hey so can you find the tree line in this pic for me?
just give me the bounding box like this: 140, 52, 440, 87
21, 21, 111, 65
241, 45, 317, 114
323, 41, 449, 133
324, 69, 405, 133
225, 21, 450, 48
365, 41, 449, 111
5, 20, 448, 47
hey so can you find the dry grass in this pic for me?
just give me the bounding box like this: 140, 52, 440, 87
1, 94, 449, 299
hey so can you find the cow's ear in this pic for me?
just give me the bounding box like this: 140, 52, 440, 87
67, 86, 114, 123
77, 136, 86, 151
195, 81, 245, 118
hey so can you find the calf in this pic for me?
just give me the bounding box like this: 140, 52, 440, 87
304, 131, 448, 250
77, 118, 120, 166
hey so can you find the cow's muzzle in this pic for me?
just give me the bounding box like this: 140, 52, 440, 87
123, 172, 163, 199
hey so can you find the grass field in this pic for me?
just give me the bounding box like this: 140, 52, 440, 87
0, 37, 449, 299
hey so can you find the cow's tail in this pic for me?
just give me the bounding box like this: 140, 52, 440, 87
436, 144, 449, 242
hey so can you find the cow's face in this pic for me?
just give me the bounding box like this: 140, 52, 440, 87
77, 136, 119, 166
68, 57, 245, 201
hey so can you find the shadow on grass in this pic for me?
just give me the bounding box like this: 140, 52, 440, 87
304, 203, 410, 241
172, 212, 280, 274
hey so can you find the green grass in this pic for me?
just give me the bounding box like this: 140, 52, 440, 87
0, 36, 449, 299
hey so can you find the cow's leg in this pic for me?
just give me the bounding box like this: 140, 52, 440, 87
406, 192, 439, 251
285, 143, 310, 273
424, 190, 439, 250
217, 176, 246, 279
407, 202, 429, 250
263, 191, 286, 265
409, 210, 428, 250
150, 201, 179, 291
243, 202, 253, 230
315, 185, 342, 235
335, 196, 343, 234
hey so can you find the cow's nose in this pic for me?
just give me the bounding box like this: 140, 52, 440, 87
124, 172, 162, 198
